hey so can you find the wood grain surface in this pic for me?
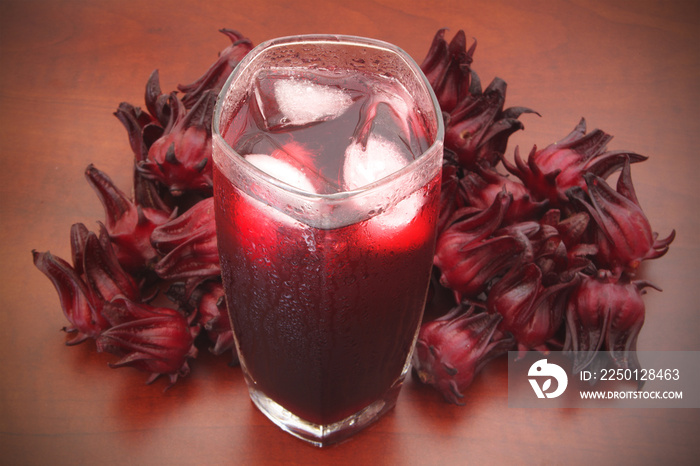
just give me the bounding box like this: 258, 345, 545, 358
1, 0, 699, 464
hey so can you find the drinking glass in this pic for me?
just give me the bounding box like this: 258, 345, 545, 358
212, 34, 444, 446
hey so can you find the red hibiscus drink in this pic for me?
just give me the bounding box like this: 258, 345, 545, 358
212, 35, 444, 446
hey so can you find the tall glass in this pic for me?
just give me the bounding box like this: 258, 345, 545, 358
212, 34, 444, 446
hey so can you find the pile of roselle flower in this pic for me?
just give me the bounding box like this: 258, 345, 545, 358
32, 29, 674, 401
412, 29, 675, 404
33, 29, 253, 388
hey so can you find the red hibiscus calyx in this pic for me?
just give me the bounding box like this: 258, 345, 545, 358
151, 197, 220, 285
139, 91, 217, 196
95, 297, 199, 389
568, 157, 675, 276
564, 270, 660, 385
85, 164, 174, 274
412, 304, 515, 405
503, 118, 647, 206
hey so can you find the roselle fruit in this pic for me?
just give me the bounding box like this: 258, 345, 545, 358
487, 262, 578, 354
32, 222, 144, 344
413, 304, 514, 405
434, 190, 530, 301
565, 270, 659, 380
569, 158, 675, 275
503, 119, 647, 206
420, 28, 475, 114
80, 225, 141, 303
85, 164, 173, 274
96, 297, 199, 388
436, 234, 526, 302
33, 250, 110, 345
32, 223, 140, 345
151, 197, 220, 283
460, 166, 548, 223
139, 91, 217, 196
444, 76, 537, 170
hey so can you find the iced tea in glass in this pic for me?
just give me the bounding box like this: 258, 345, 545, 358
212, 35, 444, 446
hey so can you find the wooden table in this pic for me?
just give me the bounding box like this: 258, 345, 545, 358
2, 0, 698, 464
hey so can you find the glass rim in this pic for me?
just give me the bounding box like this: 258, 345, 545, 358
212, 33, 445, 202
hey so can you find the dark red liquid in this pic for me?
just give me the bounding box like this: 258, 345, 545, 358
214, 69, 440, 425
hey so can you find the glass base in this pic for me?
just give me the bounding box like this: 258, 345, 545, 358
247, 382, 403, 447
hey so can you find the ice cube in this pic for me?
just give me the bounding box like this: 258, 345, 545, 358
243, 140, 340, 194
254, 74, 354, 130
343, 132, 420, 230
342, 133, 411, 191
368, 88, 414, 142
369, 192, 422, 230
245, 153, 317, 193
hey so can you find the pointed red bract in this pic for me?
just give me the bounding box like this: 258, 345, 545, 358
33, 250, 109, 345
177, 29, 253, 108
